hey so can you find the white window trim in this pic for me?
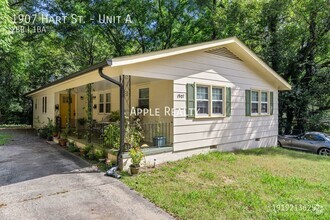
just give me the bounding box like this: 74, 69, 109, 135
211, 86, 224, 116
196, 85, 209, 116
260, 91, 269, 115
98, 93, 111, 114
251, 90, 259, 116
250, 89, 270, 117
138, 88, 150, 109
195, 83, 226, 118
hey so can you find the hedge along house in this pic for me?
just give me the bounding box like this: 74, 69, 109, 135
25, 37, 291, 169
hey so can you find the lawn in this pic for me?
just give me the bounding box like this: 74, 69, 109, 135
122, 147, 330, 219
0, 132, 10, 145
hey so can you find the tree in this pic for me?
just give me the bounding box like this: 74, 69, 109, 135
0, 0, 14, 54
0, 0, 328, 132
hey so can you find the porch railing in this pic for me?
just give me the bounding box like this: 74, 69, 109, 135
67, 120, 173, 147
66, 119, 108, 144
142, 122, 173, 145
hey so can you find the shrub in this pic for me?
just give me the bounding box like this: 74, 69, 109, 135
87, 147, 106, 160
37, 126, 49, 139
81, 144, 93, 157
103, 122, 120, 149
87, 150, 96, 160
109, 110, 120, 122
94, 147, 106, 159
129, 146, 144, 167
125, 118, 144, 148
68, 142, 79, 153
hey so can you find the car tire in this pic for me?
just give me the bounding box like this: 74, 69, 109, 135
317, 148, 330, 156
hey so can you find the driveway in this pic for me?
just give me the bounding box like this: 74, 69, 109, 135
0, 129, 173, 220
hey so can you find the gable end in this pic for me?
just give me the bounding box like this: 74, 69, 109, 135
204, 47, 242, 61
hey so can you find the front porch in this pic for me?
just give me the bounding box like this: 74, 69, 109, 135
55, 74, 174, 161
66, 120, 173, 148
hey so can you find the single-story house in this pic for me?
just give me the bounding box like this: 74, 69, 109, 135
25, 37, 291, 169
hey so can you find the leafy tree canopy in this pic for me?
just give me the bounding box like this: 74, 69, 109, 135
0, 0, 329, 133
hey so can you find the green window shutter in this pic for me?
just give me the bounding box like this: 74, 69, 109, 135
270, 91, 274, 115
226, 87, 231, 117
186, 83, 195, 118
245, 90, 251, 116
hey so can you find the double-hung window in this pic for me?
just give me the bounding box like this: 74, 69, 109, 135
105, 93, 111, 113
261, 91, 268, 114
212, 87, 223, 115
251, 90, 259, 115
186, 83, 231, 118
246, 89, 272, 116
42, 96, 47, 113
138, 88, 149, 109
196, 86, 209, 115
99, 93, 111, 114
195, 85, 226, 117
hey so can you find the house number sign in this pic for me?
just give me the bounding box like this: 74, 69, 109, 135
176, 93, 185, 100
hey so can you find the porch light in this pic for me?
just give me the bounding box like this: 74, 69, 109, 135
93, 104, 97, 109
93, 96, 96, 99
80, 96, 84, 100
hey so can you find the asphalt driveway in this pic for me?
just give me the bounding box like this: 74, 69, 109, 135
0, 129, 173, 220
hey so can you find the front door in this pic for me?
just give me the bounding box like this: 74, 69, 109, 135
60, 94, 76, 128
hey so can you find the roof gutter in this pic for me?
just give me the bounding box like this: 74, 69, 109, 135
98, 60, 124, 170
25, 61, 108, 97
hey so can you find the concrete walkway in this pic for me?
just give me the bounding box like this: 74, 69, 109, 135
0, 129, 173, 220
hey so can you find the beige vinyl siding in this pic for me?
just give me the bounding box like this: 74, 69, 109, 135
174, 118, 278, 134
172, 51, 278, 151
123, 52, 276, 88
122, 49, 278, 152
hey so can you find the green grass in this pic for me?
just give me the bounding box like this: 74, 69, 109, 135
122, 147, 330, 219
0, 132, 10, 145
0, 124, 31, 129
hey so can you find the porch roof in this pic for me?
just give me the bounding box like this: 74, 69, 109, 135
25, 37, 291, 97
25, 61, 108, 96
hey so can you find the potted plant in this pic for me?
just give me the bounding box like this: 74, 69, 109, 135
37, 127, 48, 139
59, 130, 68, 147
52, 124, 59, 137
153, 120, 166, 147
80, 144, 92, 157
47, 130, 53, 141
46, 118, 55, 141
53, 119, 61, 137
129, 146, 144, 174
